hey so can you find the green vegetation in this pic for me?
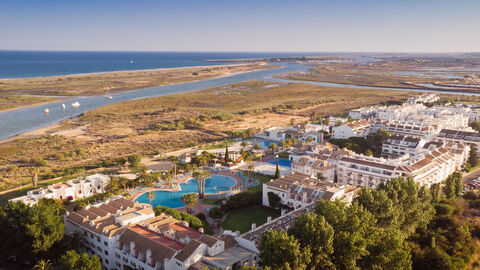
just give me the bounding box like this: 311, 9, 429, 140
154, 205, 203, 230
0, 198, 101, 268
260, 176, 480, 270
330, 129, 391, 157
57, 250, 101, 270
259, 230, 311, 270
222, 207, 279, 234
180, 192, 198, 213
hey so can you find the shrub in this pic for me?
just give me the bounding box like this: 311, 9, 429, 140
209, 207, 224, 219
128, 154, 142, 167
434, 203, 454, 216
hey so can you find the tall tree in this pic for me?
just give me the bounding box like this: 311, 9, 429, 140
57, 250, 101, 270
225, 146, 230, 163
168, 156, 179, 178
0, 201, 64, 261
259, 230, 311, 270
180, 193, 198, 213
360, 177, 434, 238
275, 162, 280, 179
192, 170, 210, 199
269, 143, 278, 154
289, 211, 335, 270
147, 191, 156, 205
468, 144, 479, 167
315, 200, 377, 270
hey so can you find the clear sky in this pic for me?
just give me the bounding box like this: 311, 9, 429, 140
1, 0, 478, 52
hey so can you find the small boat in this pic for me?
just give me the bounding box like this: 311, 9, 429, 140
130, 60, 134, 64
44, 108, 49, 114
71, 101, 80, 107
61, 104, 66, 110
106, 96, 113, 99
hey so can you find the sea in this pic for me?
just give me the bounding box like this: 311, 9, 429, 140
0, 51, 342, 79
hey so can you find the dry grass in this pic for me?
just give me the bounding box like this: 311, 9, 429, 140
0, 80, 414, 191
0, 63, 272, 96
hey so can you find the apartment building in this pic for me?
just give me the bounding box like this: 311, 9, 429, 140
437, 129, 480, 157
65, 198, 258, 270
262, 173, 358, 210
10, 173, 110, 205
291, 156, 335, 182
332, 120, 372, 139
382, 135, 426, 157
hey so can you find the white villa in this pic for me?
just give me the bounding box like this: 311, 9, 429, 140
332, 120, 372, 139
10, 173, 110, 205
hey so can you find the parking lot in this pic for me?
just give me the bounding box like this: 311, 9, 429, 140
462, 168, 480, 190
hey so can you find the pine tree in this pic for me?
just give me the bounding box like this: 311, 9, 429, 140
225, 146, 230, 163
275, 162, 280, 179
468, 144, 479, 167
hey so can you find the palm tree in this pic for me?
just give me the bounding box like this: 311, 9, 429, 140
241, 140, 248, 148
137, 167, 155, 187
118, 177, 129, 192
33, 259, 53, 270
269, 143, 278, 155
147, 191, 156, 205
168, 156, 179, 178
248, 164, 254, 177
192, 170, 211, 199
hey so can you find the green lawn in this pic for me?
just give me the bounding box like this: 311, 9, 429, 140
222, 207, 279, 234
245, 172, 273, 193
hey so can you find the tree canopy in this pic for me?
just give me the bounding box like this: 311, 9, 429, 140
0, 199, 64, 261
57, 250, 101, 270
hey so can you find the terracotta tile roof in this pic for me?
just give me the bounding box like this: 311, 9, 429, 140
119, 226, 178, 261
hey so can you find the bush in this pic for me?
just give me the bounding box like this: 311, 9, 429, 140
128, 154, 142, 167
434, 203, 454, 216
221, 191, 262, 212
154, 206, 203, 229
209, 207, 224, 219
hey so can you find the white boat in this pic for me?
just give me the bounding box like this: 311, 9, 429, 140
71, 101, 80, 107
61, 104, 66, 110
107, 96, 113, 99
44, 108, 49, 114
130, 60, 134, 64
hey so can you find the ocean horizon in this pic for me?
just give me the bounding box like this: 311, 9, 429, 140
0, 50, 344, 79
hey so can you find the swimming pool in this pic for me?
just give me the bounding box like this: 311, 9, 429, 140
267, 158, 292, 167
135, 174, 236, 208
247, 139, 279, 149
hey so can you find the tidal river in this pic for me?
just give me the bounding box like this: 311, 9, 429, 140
0, 63, 477, 140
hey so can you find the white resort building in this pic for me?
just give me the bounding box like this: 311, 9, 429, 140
10, 173, 110, 205
65, 198, 258, 270
262, 173, 359, 210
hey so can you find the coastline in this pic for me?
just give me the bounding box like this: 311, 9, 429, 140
0, 62, 249, 81
0, 97, 70, 114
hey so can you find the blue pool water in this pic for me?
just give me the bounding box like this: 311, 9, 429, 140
247, 139, 279, 149
135, 174, 236, 208
267, 158, 292, 167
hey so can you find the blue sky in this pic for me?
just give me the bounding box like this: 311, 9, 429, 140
0, 0, 478, 52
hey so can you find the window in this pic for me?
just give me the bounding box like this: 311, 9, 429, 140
104, 241, 108, 246
104, 250, 108, 255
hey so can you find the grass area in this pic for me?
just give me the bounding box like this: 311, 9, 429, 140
282, 57, 480, 93
202, 198, 221, 205
0, 95, 58, 112
245, 172, 273, 193
0, 63, 272, 97
222, 207, 279, 234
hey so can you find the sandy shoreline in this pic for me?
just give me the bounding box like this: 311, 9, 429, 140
0, 62, 275, 144
0, 63, 248, 81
